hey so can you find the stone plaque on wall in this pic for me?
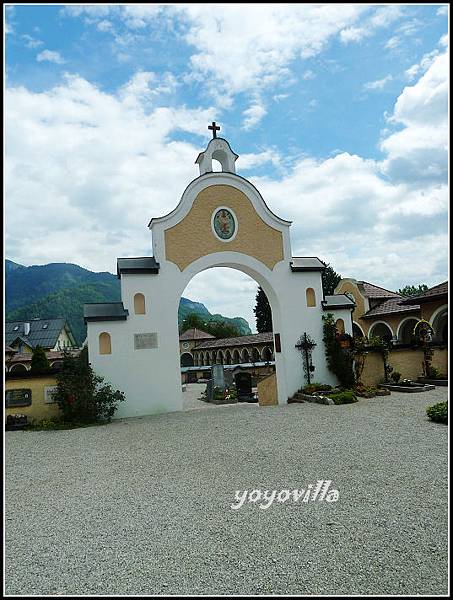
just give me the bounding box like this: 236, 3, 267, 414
134, 333, 158, 350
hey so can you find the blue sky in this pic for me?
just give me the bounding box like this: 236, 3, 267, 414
5, 4, 449, 330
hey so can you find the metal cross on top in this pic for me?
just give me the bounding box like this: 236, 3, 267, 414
208, 121, 220, 138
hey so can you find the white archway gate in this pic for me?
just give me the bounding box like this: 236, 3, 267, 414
85, 131, 355, 418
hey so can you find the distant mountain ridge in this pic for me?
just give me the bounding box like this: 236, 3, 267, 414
5, 260, 251, 344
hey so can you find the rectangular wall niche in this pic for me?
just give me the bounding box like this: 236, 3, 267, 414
134, 333, 158, 350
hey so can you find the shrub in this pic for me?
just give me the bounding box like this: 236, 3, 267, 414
327, 390, 358, 405
302, 382, 332, 395
55, 347, 125, 423
30, 345, 51, 373
391, 371, 401, 383
426, 401, 448, 424
322, 314, 355, 388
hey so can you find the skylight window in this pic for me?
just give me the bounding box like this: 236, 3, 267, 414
42, 324, 48, 329
13, 325, 19, 331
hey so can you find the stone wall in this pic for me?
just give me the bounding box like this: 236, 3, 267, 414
360, 346, 448, 387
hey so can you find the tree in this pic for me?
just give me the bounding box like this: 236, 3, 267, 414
322, 264, 342, 295
180, 313, 206, 333
30, 345, 51, 373
397, 284, 429, 297
180, 312, 241, 338
55, 347, 125, 423
254, 286, 273, 333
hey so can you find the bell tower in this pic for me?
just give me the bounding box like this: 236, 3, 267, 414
195, 122, 239, 175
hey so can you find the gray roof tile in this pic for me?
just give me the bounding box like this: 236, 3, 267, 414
84, 302, 129, 322
5, 318, 74, 349
117, 257, 159, 277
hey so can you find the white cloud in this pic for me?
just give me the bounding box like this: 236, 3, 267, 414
5, 37, 448, 325
36, 49, 65, 64
97, 20, 114, 33
384, 36, 401, 50
340, 5, 403, 44
302, 70, 316, 80
64, 4, 370, 104
242, 103, 267, 130
364, 75, 393, 90
381, 49, 448, 184
21, 34, 43, 49
436, 6, 448, 16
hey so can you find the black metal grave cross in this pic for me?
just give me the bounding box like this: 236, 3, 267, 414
295, 333, 317, 385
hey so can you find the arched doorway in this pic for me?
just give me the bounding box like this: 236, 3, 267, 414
180, 352, 194, 367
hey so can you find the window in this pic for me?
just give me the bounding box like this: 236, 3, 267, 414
6, 389, 32, 408
13, 325, 19, 331
44, 386, 58, 404
99, 332, 112, 355
335, 319, 345, 334
134, 293, 146, 315
42, 324, 48, 329
306, 288, 316, 307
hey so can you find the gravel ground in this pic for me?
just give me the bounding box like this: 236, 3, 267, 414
5, 387, 448, 595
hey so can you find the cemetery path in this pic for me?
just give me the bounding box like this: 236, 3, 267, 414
5, 387, 448, 595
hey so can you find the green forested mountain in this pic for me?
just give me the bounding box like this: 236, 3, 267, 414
5, 260, 251, 344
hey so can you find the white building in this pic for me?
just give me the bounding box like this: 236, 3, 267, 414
84, 129, 354, 417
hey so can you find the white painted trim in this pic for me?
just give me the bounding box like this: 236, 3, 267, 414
210, 206, 239, 242
352, 321, 366, 336
149, 172, 291, 231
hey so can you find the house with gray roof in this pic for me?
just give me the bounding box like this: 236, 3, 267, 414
5, 318, 77, 354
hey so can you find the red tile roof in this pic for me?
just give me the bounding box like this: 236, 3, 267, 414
179, 328, 215, 341
401, 281, 448, 305
194, 332, 273, 350
359, 281, 401, 299
362, 298, 420, 319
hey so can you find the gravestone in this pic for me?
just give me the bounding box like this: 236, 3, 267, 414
224, 369, 234, 387
211, 364, 226, 390
235, 372, 253, 401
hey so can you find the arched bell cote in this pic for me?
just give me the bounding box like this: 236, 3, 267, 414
195, 137, 239, 175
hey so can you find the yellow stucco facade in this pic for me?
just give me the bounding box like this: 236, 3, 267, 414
5, 375, 61, 422
165, 185, 284, 271
335, 280, 368, 330
360, 347, 448, 387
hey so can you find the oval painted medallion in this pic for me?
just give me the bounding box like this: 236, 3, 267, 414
213, 208, 236, 240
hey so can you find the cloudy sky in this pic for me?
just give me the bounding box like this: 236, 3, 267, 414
5, 4, 449, 331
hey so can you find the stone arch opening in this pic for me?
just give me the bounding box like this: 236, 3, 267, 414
368, 321, 393, 343
431, 306, 448, 344
180, 352, 194, 367
397, 317, 419, 344
352, 322, 365, 338
177, 258, 281, 399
